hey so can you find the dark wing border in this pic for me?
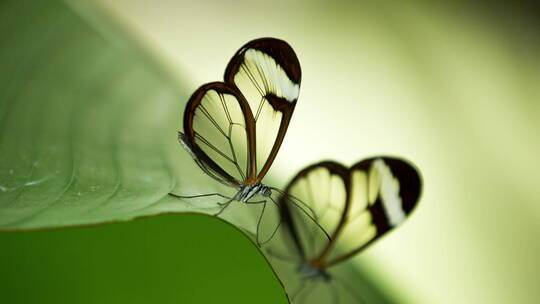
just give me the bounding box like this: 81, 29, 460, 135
183, 82, 257, 186
225, 37, 301, 87
279, 161, 351, 263
224, 37, 302, 182
325, 156, 422, 267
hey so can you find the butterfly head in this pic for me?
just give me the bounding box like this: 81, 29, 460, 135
260, 185, 272, 197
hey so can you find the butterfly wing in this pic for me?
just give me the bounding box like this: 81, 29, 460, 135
278, 162, 350, 261
225, 38, 301, 181
181, 82, 256, 187
181, 38, 301, 186
325, 157, 422, 265
277, 157, 421, 266
292, 277, 367, 304
272, 158, 420, 304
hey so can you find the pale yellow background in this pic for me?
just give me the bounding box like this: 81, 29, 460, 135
89, 1, 540, 303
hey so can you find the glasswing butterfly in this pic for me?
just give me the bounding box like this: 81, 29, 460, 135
265, 157, 422, 303
169, 38, 301, 243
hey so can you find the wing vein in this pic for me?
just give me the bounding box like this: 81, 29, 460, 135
198, 104, 229, 139
195, 133, 235, 164
254, 58, 271, 93
306, 178, 316, 218
227, 123, 246, 181
218, 92, 233, 124
241, 65, 265, 97
254, 96, 265, 122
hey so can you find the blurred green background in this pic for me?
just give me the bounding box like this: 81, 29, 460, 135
1, 0, 539, 303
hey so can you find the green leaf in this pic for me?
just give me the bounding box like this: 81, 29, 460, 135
0, 0, 201, 230
0, 214, 287, 304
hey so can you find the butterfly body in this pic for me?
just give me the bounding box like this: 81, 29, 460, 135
170, 38, 302, 243
233, 183, 272, 202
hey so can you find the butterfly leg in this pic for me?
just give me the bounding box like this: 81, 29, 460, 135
168, 192, 232, 200
244, 200, 266, 204
168, 192, 240, 216
169, 192, 237, 212
213, 197, 236, 216
246, 197, 282, 246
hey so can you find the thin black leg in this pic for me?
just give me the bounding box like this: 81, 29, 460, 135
168, 192, 232, 200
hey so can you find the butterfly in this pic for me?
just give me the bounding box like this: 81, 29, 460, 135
266, 157, 422, 303
169, 38, 301, 238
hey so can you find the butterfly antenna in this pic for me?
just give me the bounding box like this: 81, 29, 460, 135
268, 187, 332, 247
269, 187, 318, 220
288, 197, 331, 242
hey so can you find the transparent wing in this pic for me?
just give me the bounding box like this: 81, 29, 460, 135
225, 38, 301, 181
182, 82, 256, 186
325, 157, 422, 265
285, 264, 371, 304
293, 278, 367, 304
278, 162, 350, 261
277, 158, 421, 266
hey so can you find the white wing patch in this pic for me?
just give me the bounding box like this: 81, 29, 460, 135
241, 49, 300, 103
372, 159, 406, 226
232, 48, 300, 176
